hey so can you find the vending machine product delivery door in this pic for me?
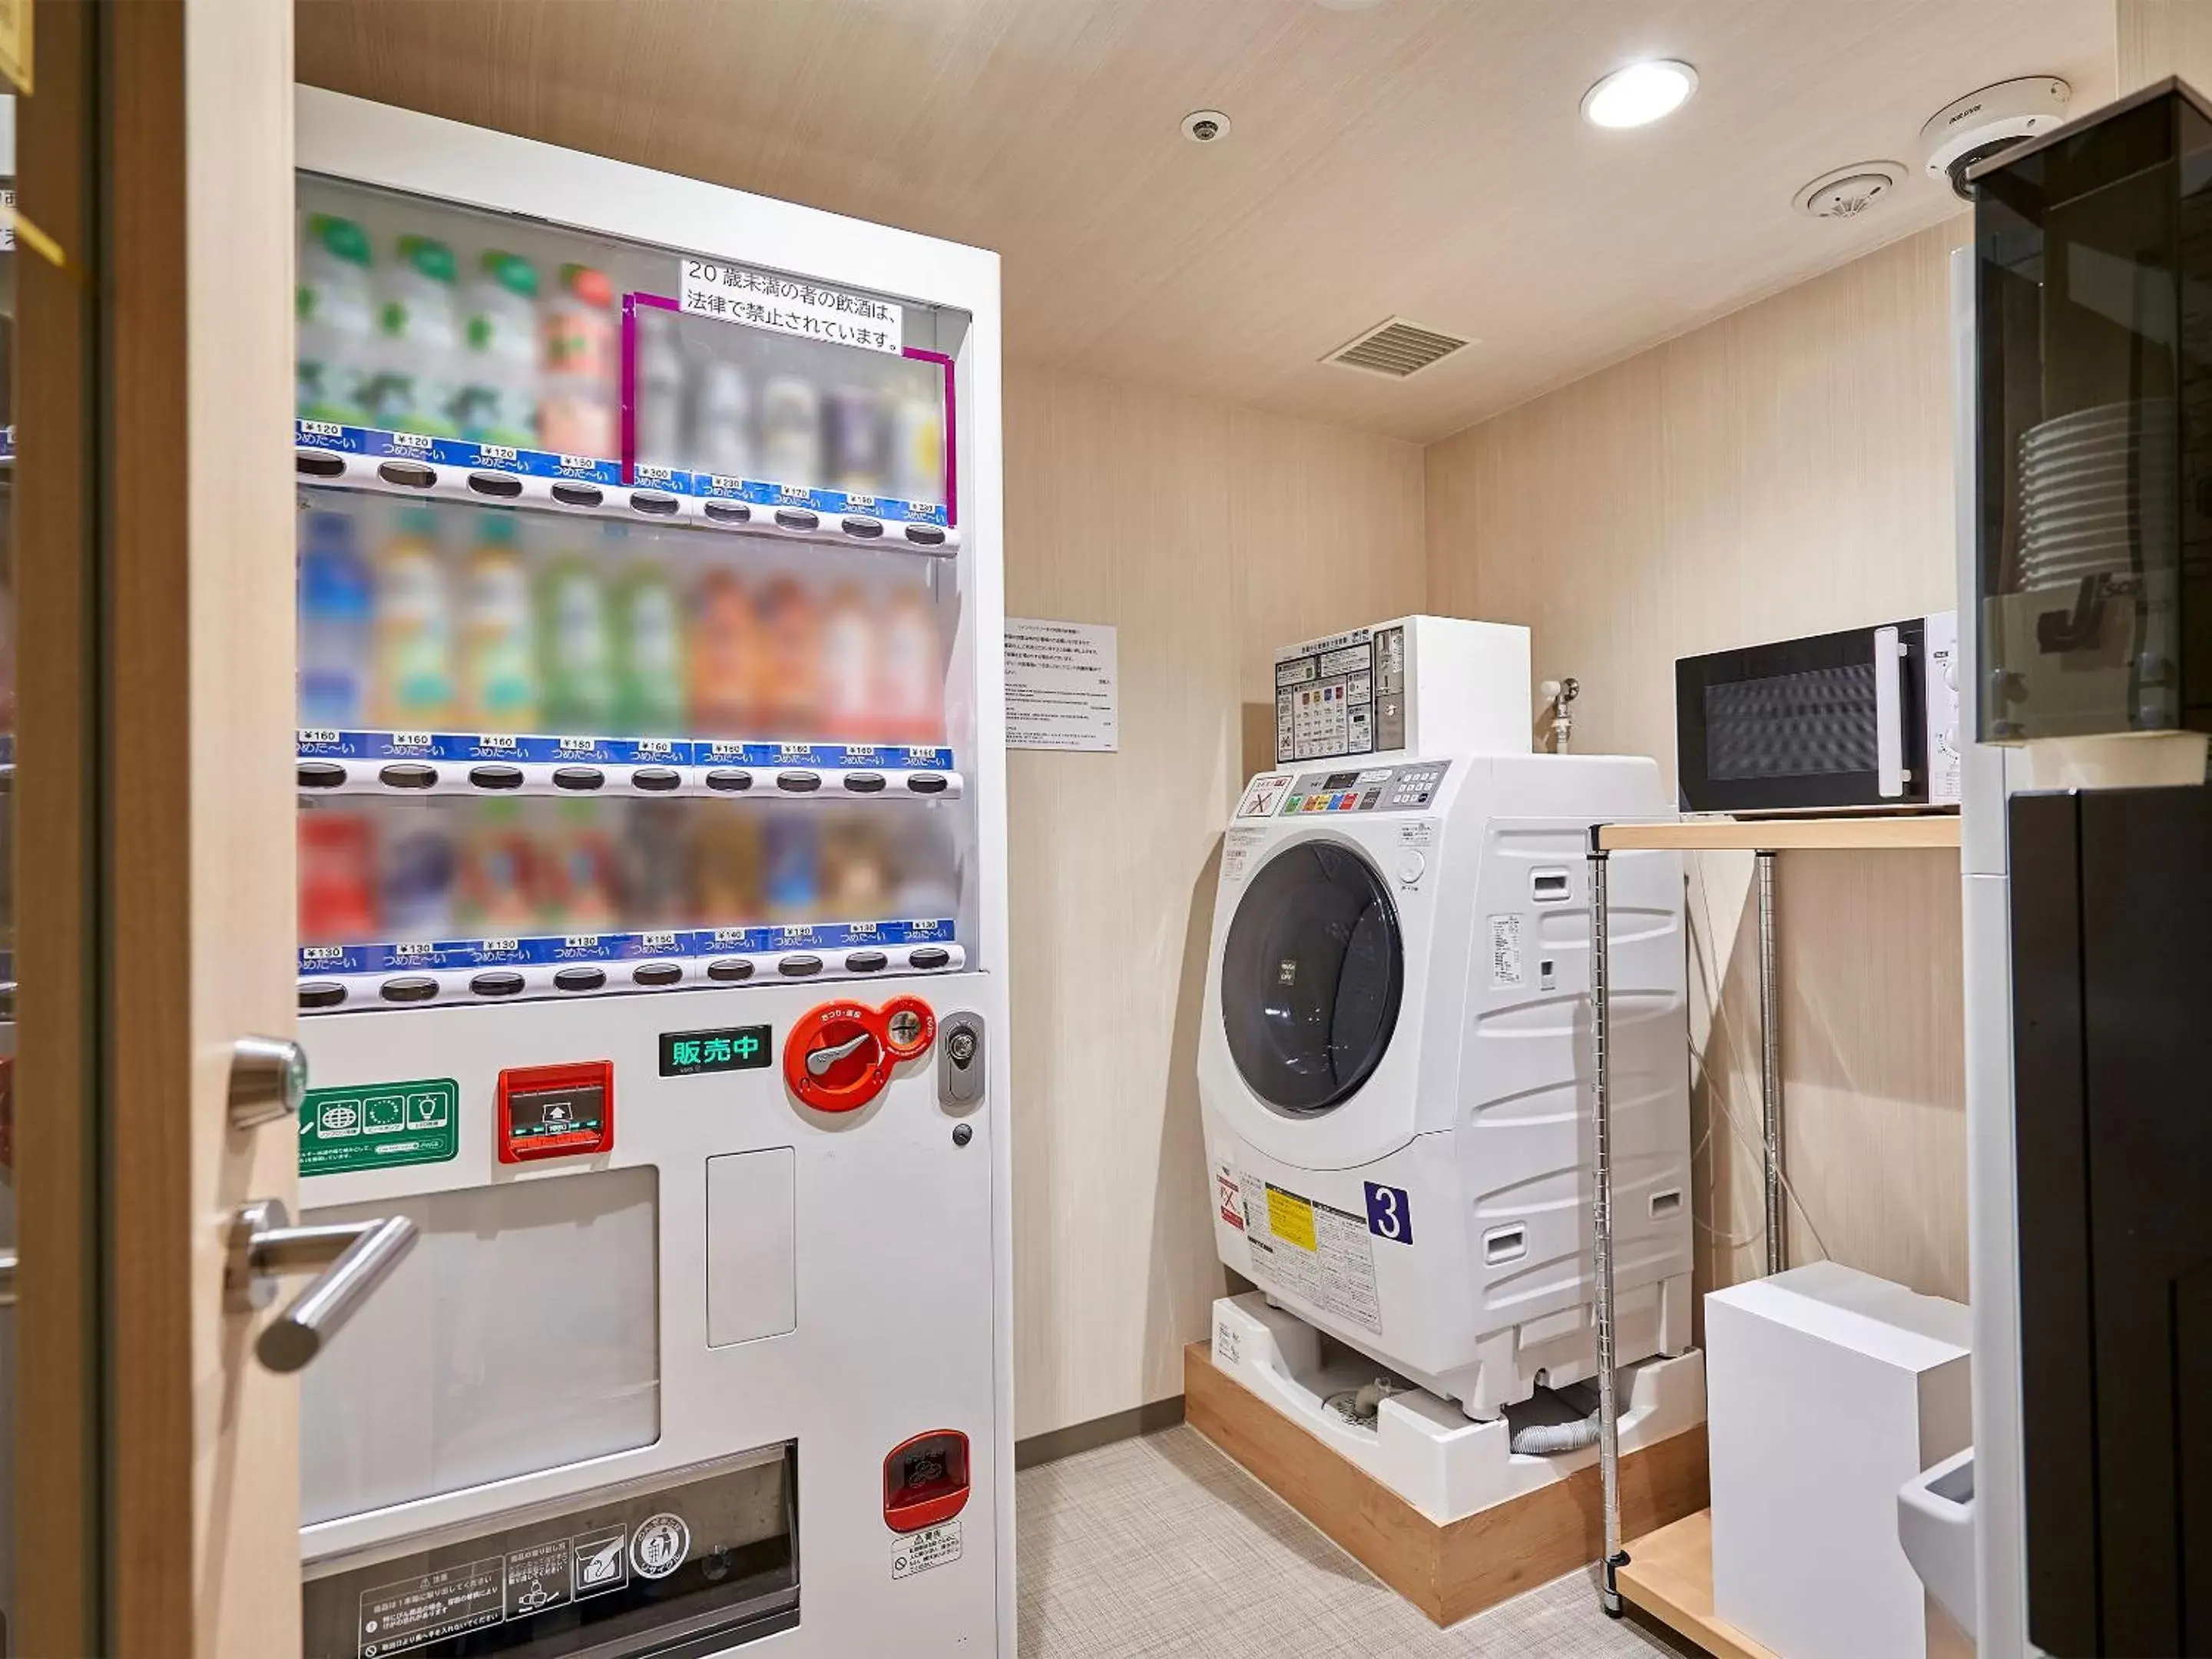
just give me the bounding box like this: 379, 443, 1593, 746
286, 87, 1011, 1659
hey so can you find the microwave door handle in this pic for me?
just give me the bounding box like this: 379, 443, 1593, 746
1874, 625, 1906, 798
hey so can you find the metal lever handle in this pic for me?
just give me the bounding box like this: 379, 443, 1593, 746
807, 1030, 877, 1076
225, 1198, 417, 1373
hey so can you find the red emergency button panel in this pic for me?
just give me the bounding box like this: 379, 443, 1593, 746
497, 1059, 614, 1163
784, 996, 935, 1114
883, 1429, 971, 1532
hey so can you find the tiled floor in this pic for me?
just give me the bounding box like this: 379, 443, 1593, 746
1018, 1426, 1693, 1657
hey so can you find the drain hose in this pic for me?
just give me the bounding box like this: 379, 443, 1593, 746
1508, 1412, 1603, 1455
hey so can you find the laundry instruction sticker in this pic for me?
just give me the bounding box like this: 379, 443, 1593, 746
1488, 914, 1524, 988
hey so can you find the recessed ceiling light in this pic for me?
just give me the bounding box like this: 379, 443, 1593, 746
1581, 60, 1698, 130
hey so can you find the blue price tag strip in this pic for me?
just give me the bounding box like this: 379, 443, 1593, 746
297, 730, 956, 771
299, 919, 955, 976
298, 422, 952, 526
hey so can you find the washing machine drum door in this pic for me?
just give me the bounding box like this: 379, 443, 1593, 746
1220, 839, 1404, 1114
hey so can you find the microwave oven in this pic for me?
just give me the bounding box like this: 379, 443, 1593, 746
1674, 613, 1960, 814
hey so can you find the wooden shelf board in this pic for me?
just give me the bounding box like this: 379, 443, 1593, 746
1597, 816, 1961, 853
1617, 1508, 1780, 1659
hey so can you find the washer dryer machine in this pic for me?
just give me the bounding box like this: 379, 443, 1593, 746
1200, 743, 1694, 1421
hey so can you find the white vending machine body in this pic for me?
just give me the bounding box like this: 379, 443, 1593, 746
290, 88, 1011, 1659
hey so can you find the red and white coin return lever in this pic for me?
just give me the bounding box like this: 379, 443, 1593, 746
784, 996, 938, 1113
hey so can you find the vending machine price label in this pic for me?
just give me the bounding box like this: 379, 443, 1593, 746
660, 1025, 773, 1078
300, 1078, 459, 1177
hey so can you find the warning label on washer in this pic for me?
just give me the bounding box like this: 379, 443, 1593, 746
1223, 825, 1267, 885
1488, 914, 1524, 988
892, 1519, 962, 1581
1237, 1171, 1382, 1333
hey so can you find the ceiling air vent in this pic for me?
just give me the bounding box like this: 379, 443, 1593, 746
1324, 316, 1470, 379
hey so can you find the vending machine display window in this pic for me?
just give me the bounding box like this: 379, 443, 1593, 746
293, 171, 982, 1010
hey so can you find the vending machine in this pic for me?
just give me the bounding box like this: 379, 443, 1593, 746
284, 88, 1010, 1657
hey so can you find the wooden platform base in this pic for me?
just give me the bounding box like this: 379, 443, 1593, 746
1617, 1509, 1778, 1659
1184, 1341, 1710, 1628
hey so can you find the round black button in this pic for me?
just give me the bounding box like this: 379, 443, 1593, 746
906, 773, 949, 794
706, 769, 754, 792
470, 970, 525, 998
774, 507, 820, 531
379, 975, 440, 1004
629, 490, 680, 516
632, 962, 684, 986
379, 762, 438, 790
704, 500, 751, 525
551, 482, 604, 508
909, 946, 952, 970
469, 763, 524, 790
376, 459, 435, 489
846, 950, 889, 972
631, 767, 681, 792
296, 449, 345, 479
777, 955, 823, 977
777, 771, 822, 793
298, 760, 347, 790
840, 516, 885, 539
298, 980, 348, 1009
466, 472, 524, 498
554, 766, 605, 791
707, 958, 755, 982
843, 772, 888, 793
903, 524, 947, 547
555, 965, 608, 992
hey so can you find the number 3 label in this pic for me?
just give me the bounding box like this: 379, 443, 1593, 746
1363, 1182, 1413, 1244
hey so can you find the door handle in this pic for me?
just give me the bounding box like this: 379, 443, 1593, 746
224, 1197, 417, 1373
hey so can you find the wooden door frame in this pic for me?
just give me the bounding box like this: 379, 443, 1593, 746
15, 0, 104, 1651
17, 2, 297, 1654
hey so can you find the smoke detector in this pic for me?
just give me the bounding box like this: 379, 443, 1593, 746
1921, 77, 2071, 200
1323, 316, 1472, 379
1793, 161, 1907, 220
1181, 109, 1232, 144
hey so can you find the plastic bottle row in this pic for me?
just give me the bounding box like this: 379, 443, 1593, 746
299, 495, 949, 747
296, 210, 946, 506
300, 795, 959, 958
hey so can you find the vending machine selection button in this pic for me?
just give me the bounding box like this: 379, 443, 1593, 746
497, 1059, 614, 1163
846, 950, 889, 973
703, 500, 751, 525
551, 481, 604, 508
379, 763, 438, 790
902, 525, 947, 548
777, 955, 824, 978
906, 773, 949, 794
380, 975, 439, 1004
298, 761, 346, 790
909, 947, 951, 971
470, 970, 525, 998
776, 771, 823, 793
469, 763, 524, 790
840, 516, 885, 539
842, 773, 887, 793
554, 766, 605, 791
632, 962, 684, 987
377, 459, 436, 489
707, 958, 756, 982
298, 982, 348, 1011
705, 769, 755, 792
555, 966, 608, 992
631, 767, 681, 792
774, 507, 820, 531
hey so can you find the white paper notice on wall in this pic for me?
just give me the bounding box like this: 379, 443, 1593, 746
678, 258, 903, 354
1005, 619, 1118, 752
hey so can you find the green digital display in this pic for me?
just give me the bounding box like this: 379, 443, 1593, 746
659, 1024, 773, 1078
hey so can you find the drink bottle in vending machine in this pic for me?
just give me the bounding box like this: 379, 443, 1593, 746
287, 86, 1008, 1659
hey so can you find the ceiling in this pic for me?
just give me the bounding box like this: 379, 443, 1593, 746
296, 0, 2114, 445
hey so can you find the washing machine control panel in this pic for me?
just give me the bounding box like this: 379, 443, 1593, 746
1276, 758, 1449, 816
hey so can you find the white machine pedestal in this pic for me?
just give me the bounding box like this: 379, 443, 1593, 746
1210, 1291, 1705, 1526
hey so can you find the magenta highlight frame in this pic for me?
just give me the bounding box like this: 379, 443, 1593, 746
621, 290, 959, 526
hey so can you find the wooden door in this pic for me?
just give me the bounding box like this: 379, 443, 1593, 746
15, 2, 300, 1654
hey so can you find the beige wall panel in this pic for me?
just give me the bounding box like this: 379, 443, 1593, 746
1004, 363, 1424, 1437
1426, 219, 1972, 1304
2118, 0, 2212, 91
